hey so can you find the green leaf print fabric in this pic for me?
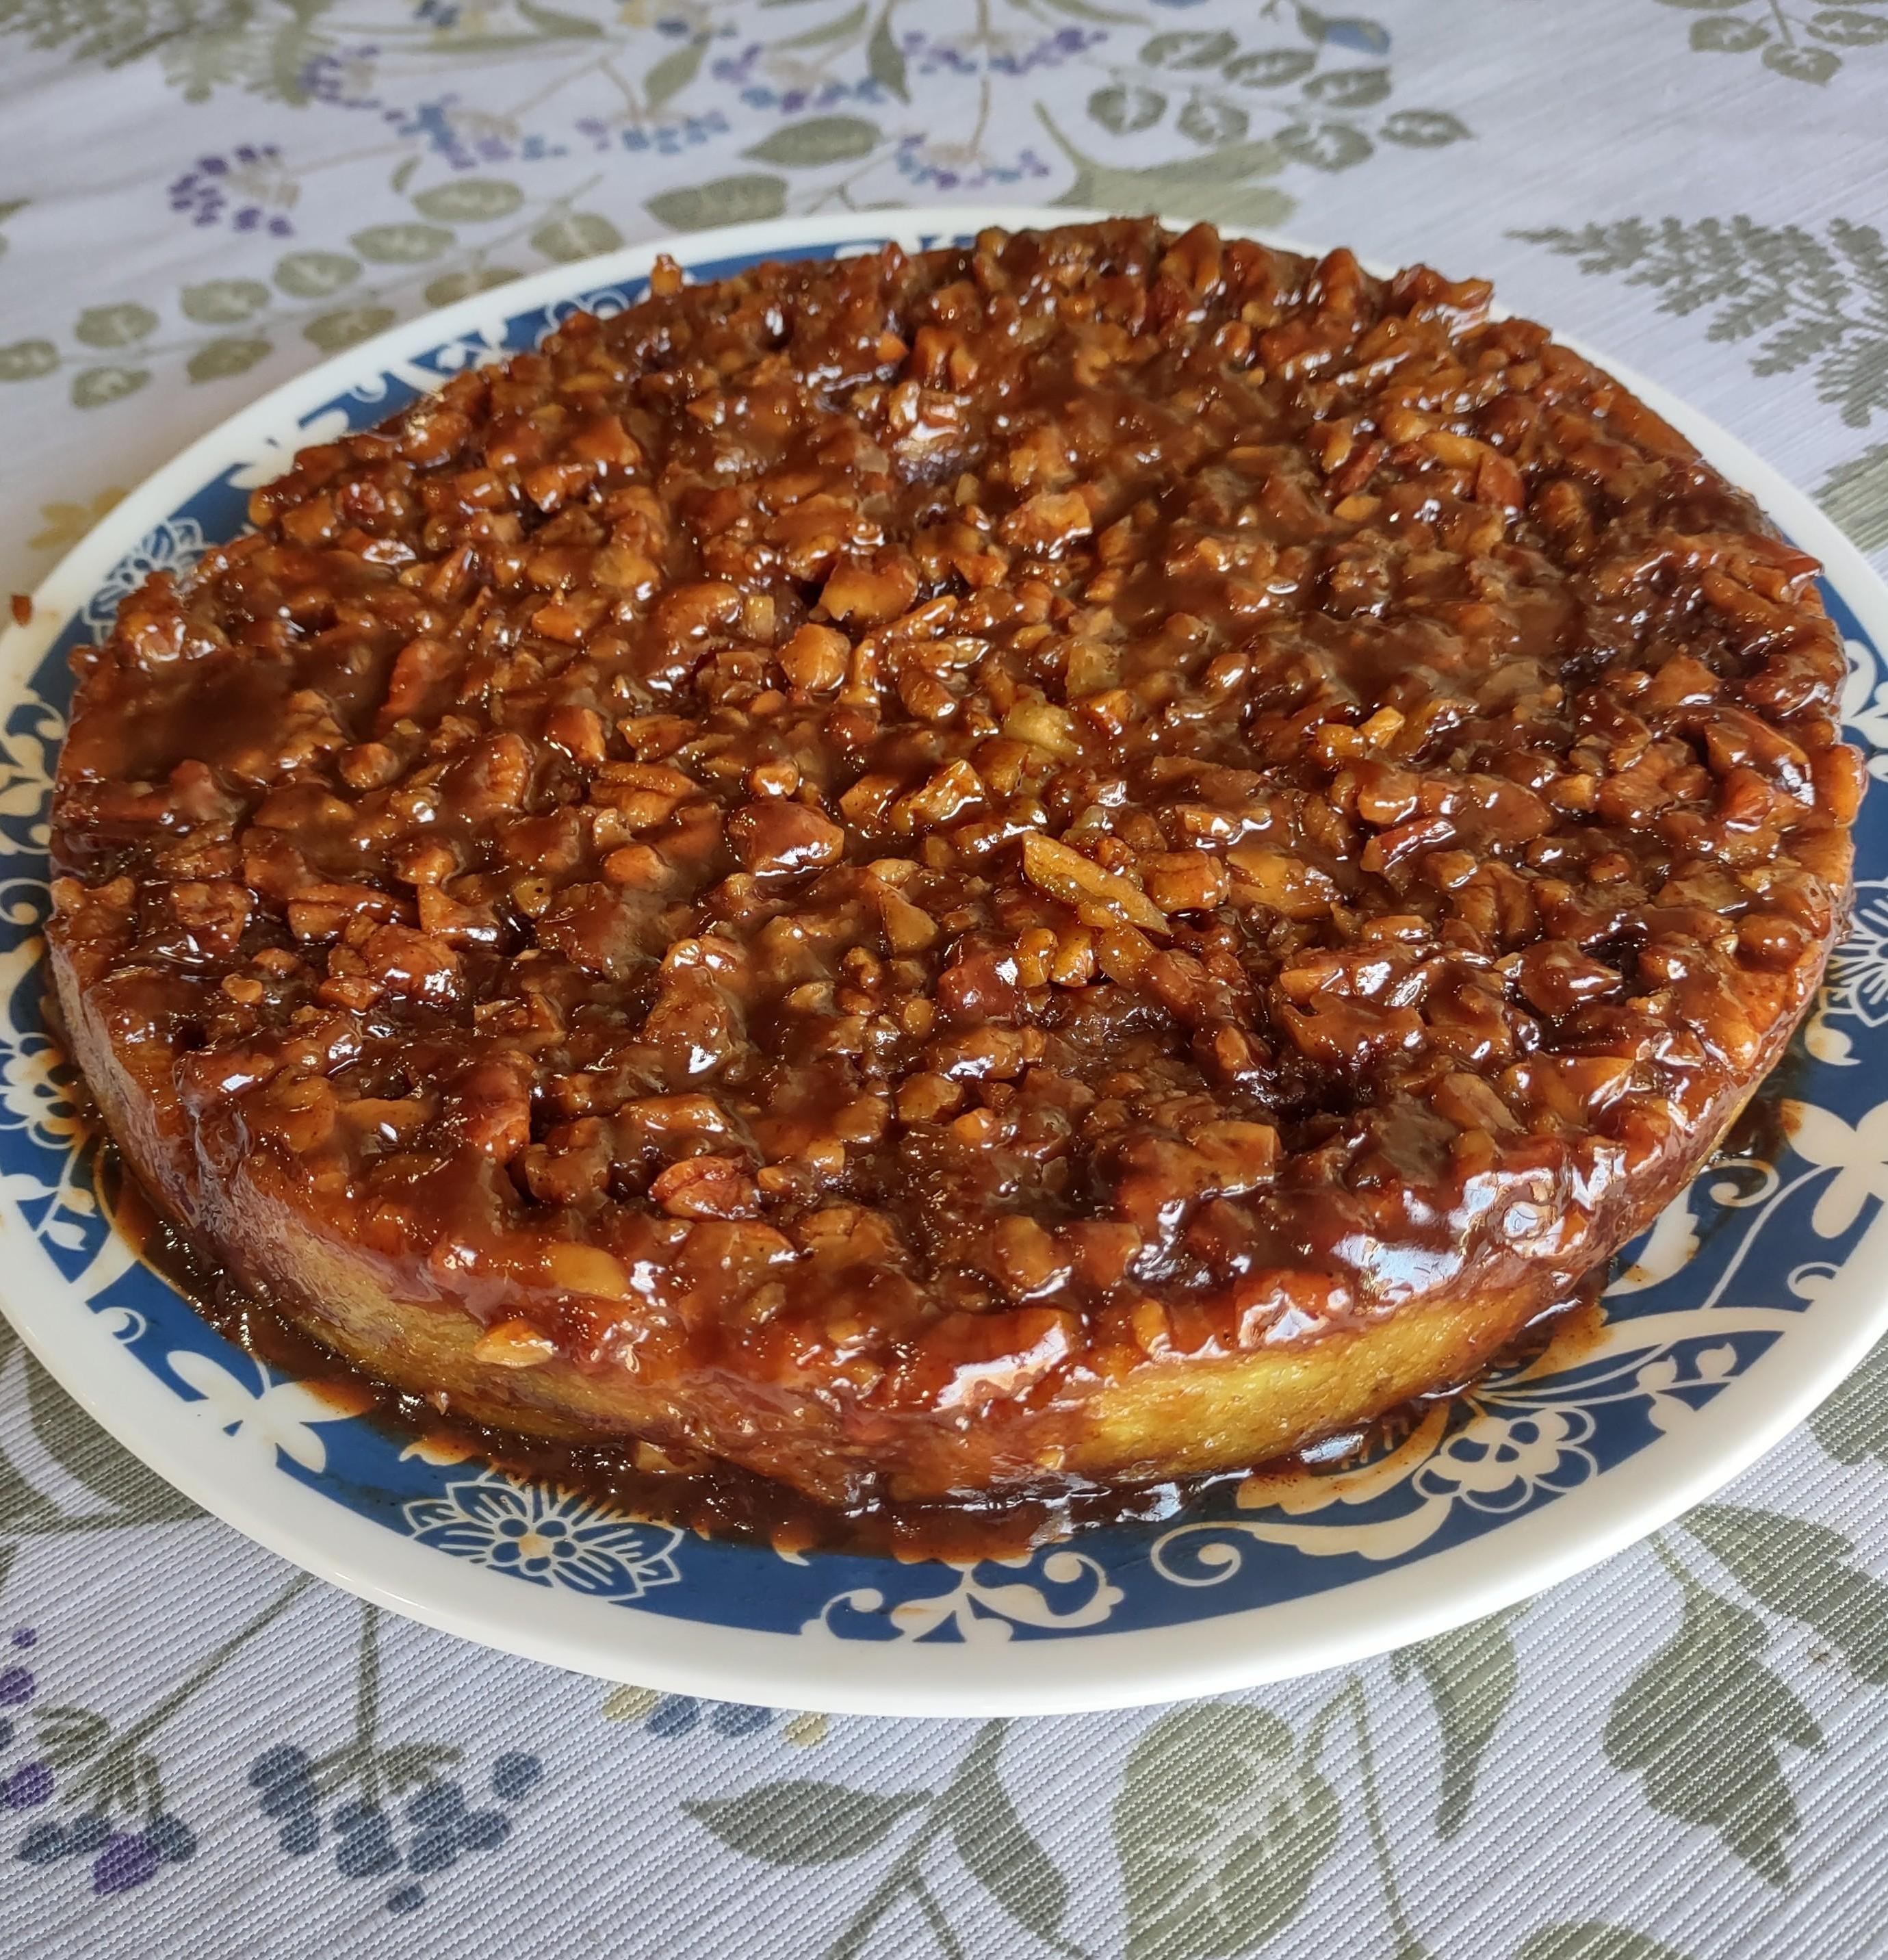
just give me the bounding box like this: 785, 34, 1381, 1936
0, 3, 1885, 1954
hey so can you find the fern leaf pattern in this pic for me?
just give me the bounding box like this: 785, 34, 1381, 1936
1516, 216, 1888, 429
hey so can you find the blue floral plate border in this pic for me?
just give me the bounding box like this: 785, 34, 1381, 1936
2, 209, 1885, 1716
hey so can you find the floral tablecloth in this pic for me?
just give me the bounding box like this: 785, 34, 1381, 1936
2, 3, 1887, 1955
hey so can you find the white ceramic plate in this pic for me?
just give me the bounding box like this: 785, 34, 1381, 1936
3, 207, 1885, 1717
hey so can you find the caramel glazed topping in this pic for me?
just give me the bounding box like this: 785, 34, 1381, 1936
50, 220, 1859, 1506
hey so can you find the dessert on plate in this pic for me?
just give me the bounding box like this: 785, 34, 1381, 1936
48, 219, 1860, 1508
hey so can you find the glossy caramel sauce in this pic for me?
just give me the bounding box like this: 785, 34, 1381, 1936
48, 218, 1859, 1510
105, 1137, 1612, 1561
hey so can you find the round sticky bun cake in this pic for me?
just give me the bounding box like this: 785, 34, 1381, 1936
49, 220, 1860, 1508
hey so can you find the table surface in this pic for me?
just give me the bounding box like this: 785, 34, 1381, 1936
3, 3, 1887, 1955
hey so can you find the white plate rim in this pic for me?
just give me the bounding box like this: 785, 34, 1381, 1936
1, 203, 1885, 1717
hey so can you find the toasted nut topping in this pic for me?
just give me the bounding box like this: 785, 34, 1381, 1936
1021, 834, 1169, 934
51, 218, 1857, 1516
545, 1243, 631, 1300
473, 1319, 558, 1368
